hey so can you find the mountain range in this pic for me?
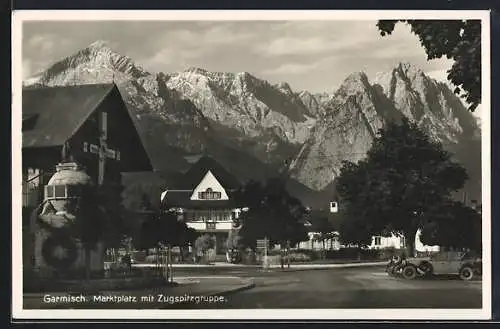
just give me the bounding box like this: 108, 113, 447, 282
24, 40, 482, 210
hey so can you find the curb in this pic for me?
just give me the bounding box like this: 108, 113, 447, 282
135, 262, 388, 270
253, 262, 388, 272
215, 279, 256, 297
163, 278, 256, 308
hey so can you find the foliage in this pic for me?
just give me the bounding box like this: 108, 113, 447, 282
194, 234, 215, 255
65, 185, 105, 279
67, 185, 104, 252
377, 19, 481, 111
132, 194, 195, 250
226, 228, 243, 250
336, 118, 468, 254
236, 178, 309, 248
98, 183, 128, 249
419, 201, 482, 251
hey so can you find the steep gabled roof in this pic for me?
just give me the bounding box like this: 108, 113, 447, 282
22, 83, 116, 148
176, 155, 241, 190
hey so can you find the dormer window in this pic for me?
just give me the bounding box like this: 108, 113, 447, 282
198, 188, 221, 200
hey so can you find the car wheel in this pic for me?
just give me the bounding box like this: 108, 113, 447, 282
459, 266, 474, 281
402, 265, 417, 280
418, 262, 433, 278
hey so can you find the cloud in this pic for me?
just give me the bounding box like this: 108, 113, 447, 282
26, 34, 56, 53
263, 62, 322, 75
259, 36, 335, 56
426, 69, 450, 83
22, 60, 31, 79
20, 20, 462, 94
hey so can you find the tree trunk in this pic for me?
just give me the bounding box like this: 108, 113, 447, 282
167, 245, 173, 283
280, 241, 285, 269
155, 246, 160, 278
84, 247, 91, 281
286, 240, 290, 268
405, 230, 417, 258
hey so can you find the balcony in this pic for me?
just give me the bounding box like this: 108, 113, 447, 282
187, 221, 233, 231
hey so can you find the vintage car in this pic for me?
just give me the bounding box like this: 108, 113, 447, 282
391, 251, 482, 280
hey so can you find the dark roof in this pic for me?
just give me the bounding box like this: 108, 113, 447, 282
304, 210, 337, 233
175, 156, 241, 190
162, 190, 244, 210
22, 83, 116, 148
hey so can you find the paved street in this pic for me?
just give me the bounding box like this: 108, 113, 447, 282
172, 265, 482, 309
24, 265, 482, 309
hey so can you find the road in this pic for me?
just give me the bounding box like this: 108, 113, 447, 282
172, 265, 482, 309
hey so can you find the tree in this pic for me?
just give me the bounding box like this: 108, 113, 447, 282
194, 234, 215, 263
236, 178, 308, 250
309, 216, 334, 256
226, 228, 243, 250
99, 183, 129, 261
336, 118, 468, 256
67, 185, 105, 280
420, 201, 482, 251
377, 20, 481, 111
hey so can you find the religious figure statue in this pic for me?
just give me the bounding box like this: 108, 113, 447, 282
61, 141, 73, 162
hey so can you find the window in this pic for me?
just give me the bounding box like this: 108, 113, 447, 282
198, 188, 222, 200
54, 185, 66, 198
45, 185, 54, 198
206, 222, 216, 230
66, 185, 82, 197
374, 236, 382, 246
45, 185, 83, 200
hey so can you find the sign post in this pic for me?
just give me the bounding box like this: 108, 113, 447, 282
257, 237, 270, 270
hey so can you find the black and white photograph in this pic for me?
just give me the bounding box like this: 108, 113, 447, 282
12, 10, 491, 320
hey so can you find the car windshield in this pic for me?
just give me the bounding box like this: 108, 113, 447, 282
462, 251, 479, 260
431, 251, 464, 261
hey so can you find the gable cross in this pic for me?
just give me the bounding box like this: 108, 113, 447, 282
82, 111, 120, 185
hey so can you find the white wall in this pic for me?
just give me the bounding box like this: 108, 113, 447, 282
367, 231, 440, 252
297, 231, 341, 250
415, 229, 440, 252
368, 234, 404, 250
190, 170, 229, 201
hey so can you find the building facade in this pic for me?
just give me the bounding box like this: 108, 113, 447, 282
22, 83, 153, 269
160, 156, 247, 256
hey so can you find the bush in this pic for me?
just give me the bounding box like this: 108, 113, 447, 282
324, 248, 381, 260
144, 255, 159, 264
132, 250, 147, 262
287, 252, 312, 262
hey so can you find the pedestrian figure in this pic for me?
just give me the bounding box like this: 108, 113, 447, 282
122, 253, 132, 274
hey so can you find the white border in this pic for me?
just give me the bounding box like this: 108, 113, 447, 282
11, 10, 492, 321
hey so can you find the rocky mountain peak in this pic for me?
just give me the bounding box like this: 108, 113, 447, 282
29, 40, 151, 86
23, 43, 481, 208
396, 61, 425, 78
335, 71, 372, 96
87, 39, 113, 51
276, 81, 292, 91
183, 67, 209, 75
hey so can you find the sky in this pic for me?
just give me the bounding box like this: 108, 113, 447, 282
22, 20, 456, 94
